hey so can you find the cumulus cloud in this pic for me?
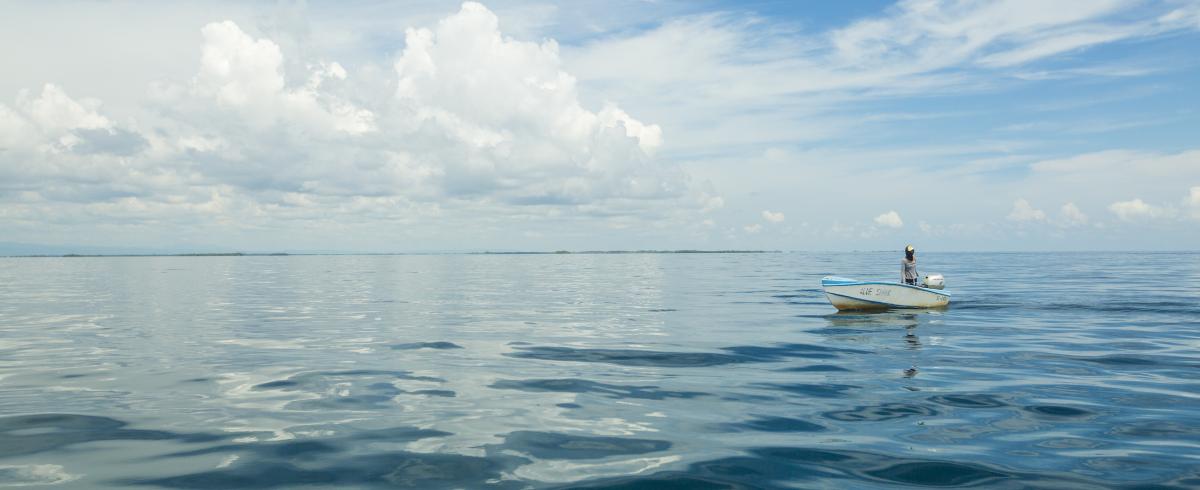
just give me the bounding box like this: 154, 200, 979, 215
17, 83, 111, 132
0, 84, 122, 155
874, 210, 903, 228
0, 2, 713, 244
2, 1, 1196, 250
389, 2, 676, 204
1007, 199, 1046, 222
1185, 186, 1200, 220
743, 223, 762, 234
1108, 198, 1165, 221
762, 210, 785, 223
0, 84, 156, 205
1058, 202, 1089, 227
193, 21, 375, 134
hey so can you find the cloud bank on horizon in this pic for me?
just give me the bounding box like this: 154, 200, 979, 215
0, 0, 1197, 251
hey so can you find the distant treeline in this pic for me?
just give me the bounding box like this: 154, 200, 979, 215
29, 253, 289, 258
480, 250, 780, 255
6, 250, 781, 258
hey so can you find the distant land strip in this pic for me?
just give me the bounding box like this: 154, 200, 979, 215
478, 250, 780, 255
4, 250, 780, 258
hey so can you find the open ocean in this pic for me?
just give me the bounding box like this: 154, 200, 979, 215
0, 252, 1197, 489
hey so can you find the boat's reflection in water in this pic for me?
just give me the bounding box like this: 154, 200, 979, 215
820, 311, 933, 378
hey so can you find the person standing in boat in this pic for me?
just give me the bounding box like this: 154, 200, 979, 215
902, 245, 918, 285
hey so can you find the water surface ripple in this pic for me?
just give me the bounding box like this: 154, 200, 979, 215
0, 252, 1198, 488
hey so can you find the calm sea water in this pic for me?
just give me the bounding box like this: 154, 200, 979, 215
0, 252, 1197, 489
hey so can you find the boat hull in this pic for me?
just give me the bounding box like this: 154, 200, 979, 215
821, 276, 950, 311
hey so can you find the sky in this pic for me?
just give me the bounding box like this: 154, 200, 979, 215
1, 0, 1198, 252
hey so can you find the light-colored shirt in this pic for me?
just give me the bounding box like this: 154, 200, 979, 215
902, 258, 918, 281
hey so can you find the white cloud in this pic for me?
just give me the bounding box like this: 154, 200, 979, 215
387, 2, 680, 203
17, 84, 111, 132
1, 1, 1198, 251
874, 210, 903, 228
193, 20, 375, 134
0, 84, 128, 156
762, 210, 785, 223
1007, 199, 1046, 222
1108, 198, 1165, 221
1058, 202, 1089, 227
1187, 186, 1200, 220
743, 223, 762, 234
0, 2, 718, 251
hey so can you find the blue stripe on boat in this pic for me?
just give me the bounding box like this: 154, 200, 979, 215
820, 276, 951, 296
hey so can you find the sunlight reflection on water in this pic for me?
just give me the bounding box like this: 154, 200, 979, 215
0, 252, 1198, 488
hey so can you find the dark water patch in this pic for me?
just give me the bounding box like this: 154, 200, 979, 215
1036, 437, 1105, 449
778, 364, 850, 372
0, 414, 220, 458
490, 379, 707, 400
864, 461, 1008, 487
60, 373, 87, 379
1024, 405, 1095, 419
753, 447, 1024, 487
927, 394, 1009, 409
491, 431, 671, 460
731, 415, 826, 433
131, 451, 528, 489
563, 446, 1109, 489
408, 389, 456, 397
559, 473, 759, 489
1035, 301, 1200, 315
722, 343, 870, 361
759, 383, 859, 398
352, 426, 454, 442
267, 440, 338, 457
251, 380, 299, 390
286, 395, 396, 411
1105, 341, 1162, 351
391, 341, 464, 350
822, 402, 938, 422
505, 346, 748, 368
366, 382, 404, 394
647, 308, 677, 312
1109, 420, 1200, 439
1066, 354, 1200, 369
557, 403, 582, 409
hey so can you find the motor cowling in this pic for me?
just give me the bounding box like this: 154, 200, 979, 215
921, 274, 945, 290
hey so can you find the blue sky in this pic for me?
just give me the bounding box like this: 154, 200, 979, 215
1, 0, 1198, 252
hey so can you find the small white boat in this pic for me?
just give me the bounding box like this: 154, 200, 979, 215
821, 276, 950, 311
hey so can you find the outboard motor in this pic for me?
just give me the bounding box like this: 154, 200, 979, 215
920, 274, 945, 290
